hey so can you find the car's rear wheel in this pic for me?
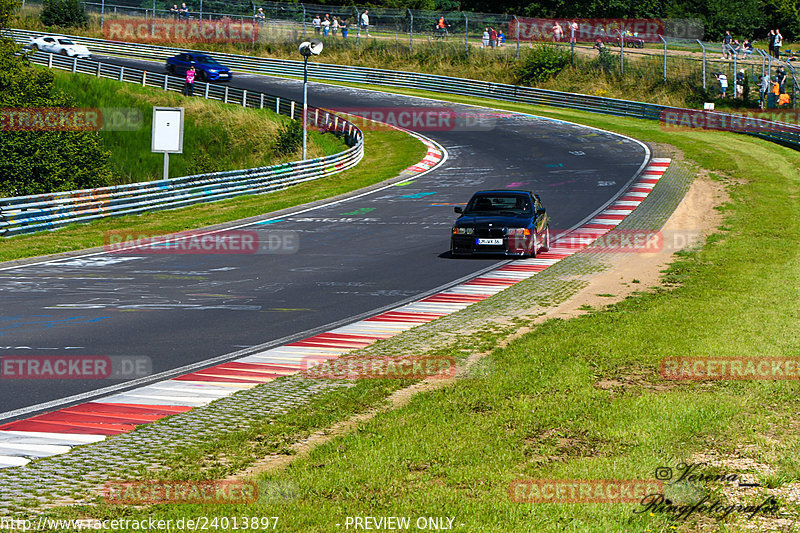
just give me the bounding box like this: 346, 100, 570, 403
529, 236, 538, 258
166, 64, 175, 74
30, 44, 38, 52
541, 226, 550, 252
60, 49, 68, 56
197, 70, 207, 82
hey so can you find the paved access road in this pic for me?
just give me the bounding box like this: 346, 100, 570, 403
0, 57, 648, 420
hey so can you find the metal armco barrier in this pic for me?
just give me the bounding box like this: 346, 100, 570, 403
6, 28, 800, 152
0, 40, 364, 237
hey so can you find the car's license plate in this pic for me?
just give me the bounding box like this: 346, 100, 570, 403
477, 238, 503, 245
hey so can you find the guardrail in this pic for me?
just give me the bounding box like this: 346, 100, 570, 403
0, 47, 364, 237
7, 28, 800, 152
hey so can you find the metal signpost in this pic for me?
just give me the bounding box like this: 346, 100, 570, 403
152, 107, 185, 179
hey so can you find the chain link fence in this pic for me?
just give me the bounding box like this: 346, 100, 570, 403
13, 0, 798, 107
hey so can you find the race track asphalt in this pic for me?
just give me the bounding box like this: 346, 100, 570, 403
0, 57, 648, 420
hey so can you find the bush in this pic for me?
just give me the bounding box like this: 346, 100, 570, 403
515, 45, 570, 85
595, 48, 617, 74
40, 0, 87, 28
272, 119, 302, 156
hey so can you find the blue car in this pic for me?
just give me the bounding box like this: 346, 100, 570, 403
165, 52, 232, 82
451, 190, 550, 258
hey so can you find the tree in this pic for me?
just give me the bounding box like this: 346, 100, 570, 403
0, 0, 113, 197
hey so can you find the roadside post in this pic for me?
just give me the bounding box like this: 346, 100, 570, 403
152, 107, 184, 179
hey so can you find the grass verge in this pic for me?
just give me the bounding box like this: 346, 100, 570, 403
42, 96, 800, 532
0, 126, 425, 263
49, 68, 345, 183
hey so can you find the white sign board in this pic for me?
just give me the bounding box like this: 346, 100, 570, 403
152, 107, 184, 153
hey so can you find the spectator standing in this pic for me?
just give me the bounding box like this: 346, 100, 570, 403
313, 15, 321, 35
170, 4, 179, 19
184, 65, 195, 96
436, 15, 449, 38
360, 9, 370, 37
552, 21, 563, 42
490, 27, 498, 48
773, 29, 783, 59
569, 20, 578, 43
254, 7, 265, 25
716, 72, 728, 97
340, 18, 348, 39
179, 3, 188, 18
759, 73, 770, 108
322, 14, 331, 37
735, 69, 745, 99
776, 66, 786, 92
768, 29, 776, 57
482, 27, 489, 48
332, 16, 339, 36
722, 30, 732, 59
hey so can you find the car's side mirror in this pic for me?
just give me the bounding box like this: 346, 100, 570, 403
454, 207, 463, 214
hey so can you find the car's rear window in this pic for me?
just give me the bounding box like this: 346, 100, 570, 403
465, 194, 531, 214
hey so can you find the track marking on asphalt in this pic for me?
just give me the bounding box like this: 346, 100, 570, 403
0, 159, 670, 468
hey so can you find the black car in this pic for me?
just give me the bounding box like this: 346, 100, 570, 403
165, 52, 232, 82
450, 190, 550, 257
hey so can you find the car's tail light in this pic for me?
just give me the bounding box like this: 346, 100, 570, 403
508, 228, 530, 252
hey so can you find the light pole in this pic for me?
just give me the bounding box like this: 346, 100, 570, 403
298, 39, 323, 161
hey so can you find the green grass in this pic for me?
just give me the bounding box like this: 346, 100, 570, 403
0, 125, 425, 262
49, 69, 345, 184
41, 95, 800, 531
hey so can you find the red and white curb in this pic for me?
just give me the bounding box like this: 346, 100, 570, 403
0, 159, 669, 469
404, 138, 444, 174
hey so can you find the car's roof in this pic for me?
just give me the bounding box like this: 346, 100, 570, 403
472, 190, 534, 195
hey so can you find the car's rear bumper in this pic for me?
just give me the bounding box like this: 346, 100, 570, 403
451, 236, 528, 256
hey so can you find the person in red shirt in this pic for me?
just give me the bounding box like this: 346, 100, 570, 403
490, 27, 498, 48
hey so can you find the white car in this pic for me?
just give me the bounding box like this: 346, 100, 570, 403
27, 35, 91, 58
